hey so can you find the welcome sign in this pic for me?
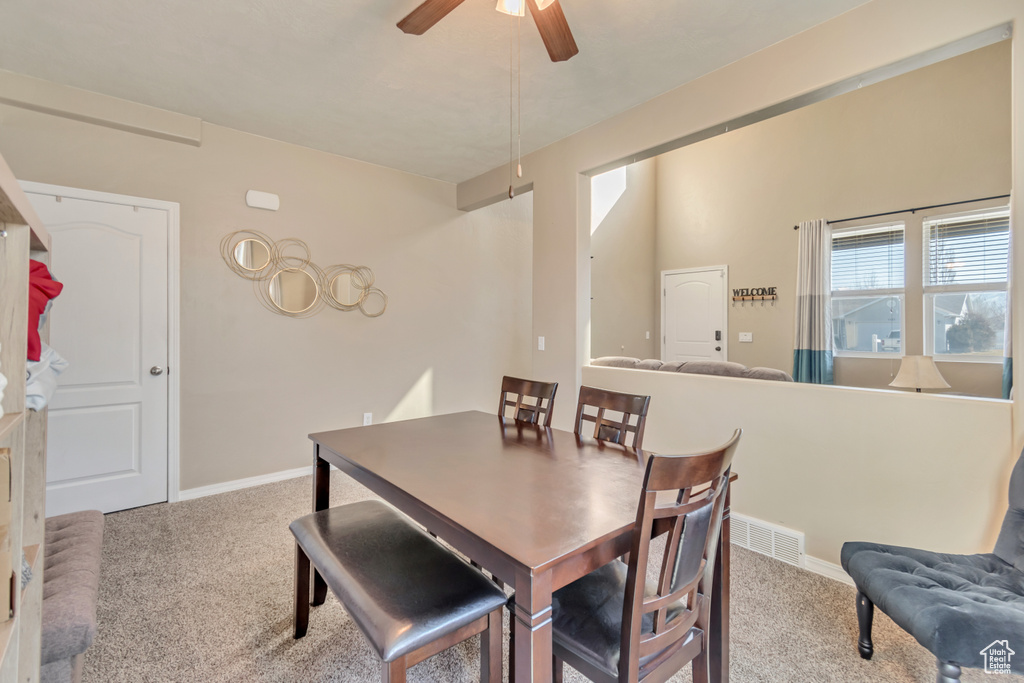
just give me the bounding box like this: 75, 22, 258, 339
732, 286, 778, 303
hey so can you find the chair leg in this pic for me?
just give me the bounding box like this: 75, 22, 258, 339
382, 657, 407, 683
855, 591, 874, 660
312, 568, 328, 606
692, 646, 709, 683
293, 543, 310, 639
507, 601, 515, 683
481, 609, 502, 683
936, 660, 961, 683
553, 654, 564, 683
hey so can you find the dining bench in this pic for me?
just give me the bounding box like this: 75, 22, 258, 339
291, 500, 507, 681
40, 510, 104, 683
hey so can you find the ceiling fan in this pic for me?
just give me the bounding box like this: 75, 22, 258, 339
397, 0, 579, 62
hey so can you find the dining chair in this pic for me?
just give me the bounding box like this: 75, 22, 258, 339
550, 429, 741, 683
498, 375, 559, 426
290, 500, 507, 683
574, 385, 651, 449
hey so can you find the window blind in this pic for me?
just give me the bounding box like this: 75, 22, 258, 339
832, 223, 904, 292
925, 209, 1009, 286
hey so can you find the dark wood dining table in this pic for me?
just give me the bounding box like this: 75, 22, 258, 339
308, 410, 734, 682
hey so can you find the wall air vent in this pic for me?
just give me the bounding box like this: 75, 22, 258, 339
730, 513, 805, 567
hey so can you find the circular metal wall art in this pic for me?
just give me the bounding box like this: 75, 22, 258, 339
221, 230, 275, 280
221, 231, 387, 319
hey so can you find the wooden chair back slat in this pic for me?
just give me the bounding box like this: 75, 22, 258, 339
636, 609, 700, 658
618, 429, 742, 682
498, 376, 558, 427
574, 385, 651, 449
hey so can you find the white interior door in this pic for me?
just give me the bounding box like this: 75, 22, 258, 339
23, 184, 176, 516
662, 267, 728, 362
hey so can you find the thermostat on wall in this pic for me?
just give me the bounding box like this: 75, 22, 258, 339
245, 190, 280, 211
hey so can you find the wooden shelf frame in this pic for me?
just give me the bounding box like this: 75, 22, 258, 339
0, 415, 25, 446
0, 147, 49, 683
0, 153, 48, 252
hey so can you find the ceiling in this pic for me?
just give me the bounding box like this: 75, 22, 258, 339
0, 0, 867, 183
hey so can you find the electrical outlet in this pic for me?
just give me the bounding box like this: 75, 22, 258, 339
363, 413, 372, 426
538, 336, 545, 351
645, 331, 650, 340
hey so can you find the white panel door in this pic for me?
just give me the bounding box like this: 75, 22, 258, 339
25, 189, 170, 515
662, 267, 727, 362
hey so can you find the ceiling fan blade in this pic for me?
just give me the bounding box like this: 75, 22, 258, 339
526, 0, 579, 62
397, 0, 468, 35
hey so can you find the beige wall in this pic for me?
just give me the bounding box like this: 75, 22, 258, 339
0, 104, 533, 491
460, 0, 1024, 558
583, 365, 1013, 564
599, 42, 1007, 394
590, 160, 657, 359
655, 41, 1009, 391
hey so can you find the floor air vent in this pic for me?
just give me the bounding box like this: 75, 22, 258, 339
730, 513, 804, 567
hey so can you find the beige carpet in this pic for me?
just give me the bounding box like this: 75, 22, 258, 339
82, 473, 1021, 682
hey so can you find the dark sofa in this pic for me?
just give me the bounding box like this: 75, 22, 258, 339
590, 356, 794, 382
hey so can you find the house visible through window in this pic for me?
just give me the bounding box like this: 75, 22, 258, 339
924, 207, 1010, 359
831, 222, 905, 355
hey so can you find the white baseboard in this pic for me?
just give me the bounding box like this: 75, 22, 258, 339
178, 465, 313, 501
803, 555, 855, 586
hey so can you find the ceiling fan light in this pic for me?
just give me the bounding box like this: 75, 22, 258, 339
535, 0, 556, 8
495, 0, 525, 16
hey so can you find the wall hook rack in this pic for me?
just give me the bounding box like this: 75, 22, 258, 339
731, 294, 778, 303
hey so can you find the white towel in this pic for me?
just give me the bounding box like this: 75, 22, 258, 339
25, 343, 69, 411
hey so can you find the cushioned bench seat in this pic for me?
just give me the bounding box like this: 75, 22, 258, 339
289, 500, 507, 664
41, 510, 104, 683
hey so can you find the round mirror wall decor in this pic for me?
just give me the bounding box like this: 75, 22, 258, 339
264, 267, 322, 317
221, 231, 275, 280
221, 231, 386, 319
233, 239, 271, 271
329, 271, 365, 308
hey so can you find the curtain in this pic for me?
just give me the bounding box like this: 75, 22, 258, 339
793, 219, 834, 384
1003, 225, 1013, 400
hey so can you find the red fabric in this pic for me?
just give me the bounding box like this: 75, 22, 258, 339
28, 260, 63, 362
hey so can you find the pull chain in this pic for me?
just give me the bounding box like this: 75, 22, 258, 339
508, 13, 522, 199
516, 13, 522, 180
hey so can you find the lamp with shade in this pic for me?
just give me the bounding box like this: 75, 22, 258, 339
889, 355, 951, 393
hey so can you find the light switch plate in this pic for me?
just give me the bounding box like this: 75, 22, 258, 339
538, 336, 545, 351
739, 332, 753, 343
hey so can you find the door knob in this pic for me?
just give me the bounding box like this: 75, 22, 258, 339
150, 366, 164, 376
715, 347, 722, 352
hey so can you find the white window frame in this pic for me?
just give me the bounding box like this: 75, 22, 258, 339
831, 222, 906, 359
923, 206, 1010, 363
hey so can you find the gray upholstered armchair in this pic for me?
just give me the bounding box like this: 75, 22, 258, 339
841, 448, 1024, 681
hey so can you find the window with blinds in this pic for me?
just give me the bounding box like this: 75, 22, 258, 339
832, 223, 905, 291
831, 222, 905, 355
924, 207, 1010, 358
925, 208, 1009, 286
